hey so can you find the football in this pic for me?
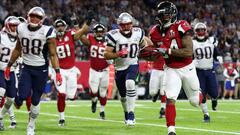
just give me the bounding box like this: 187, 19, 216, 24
138, 46, 161, 61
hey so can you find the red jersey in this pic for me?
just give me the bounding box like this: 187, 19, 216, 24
152, 56, 164, 70
149, 20, 192, 68
56, 30, 76, 69
88, 34, 108, 71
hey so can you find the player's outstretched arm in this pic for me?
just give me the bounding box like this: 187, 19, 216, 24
170, 31, 193, 57
7, 38, 22, 67
104, 46, 121, 60
80, 35, 90, 46
48, 38, 60, 69
73, 10, 94, 41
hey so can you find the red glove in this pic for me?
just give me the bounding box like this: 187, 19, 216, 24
117, 49, 128, 57
4, 66, 11, 80
56, 73, 62, 86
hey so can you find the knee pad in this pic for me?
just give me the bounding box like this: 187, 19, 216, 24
0, 88, 6, 97
189, 96, 199, 107
126, 80, 135, 90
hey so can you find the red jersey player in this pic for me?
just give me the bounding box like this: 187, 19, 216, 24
150, 1, 202, 135
53, 11, 94, 126
80, 23, 109, 119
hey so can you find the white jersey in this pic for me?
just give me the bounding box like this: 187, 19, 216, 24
106, 27, 144, 70
193, 36, 218, 69
0, 31, 17, 71
17, 23, 56, 66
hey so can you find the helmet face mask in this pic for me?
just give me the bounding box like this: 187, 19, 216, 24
117, 12, 133, 35
157, 1, 177, 28
4, 16, 21, 36
27, 7, 46, 27
194, 22, 207, 39
93, 23, 105, 41
54, 19, 67, 36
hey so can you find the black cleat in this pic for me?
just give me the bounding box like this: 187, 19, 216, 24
99, 111, 105, 120
152, 93, 159, 102
212, 99, 217, 111
0, 121, 4, 131
9, 122, 17, 129
168, 132, 176, 135
58, 119, 65, 126
203, 114, 210, 123
159, 108, 165, 118
91, 100, 97, 113
124, 112, 128, 124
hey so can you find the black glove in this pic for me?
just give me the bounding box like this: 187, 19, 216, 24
86, 10, 94, 25
154, 48, 168, 55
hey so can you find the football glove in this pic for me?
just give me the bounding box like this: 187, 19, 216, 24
4, 66, 11, 80
56, 72, 63, 86
117, 49, 128, 58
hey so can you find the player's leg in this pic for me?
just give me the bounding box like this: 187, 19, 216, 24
26, 96, 32, 113
159, 71, 166, 118
196, 69, 210, 122
27, 69, 48, 134
0, 71, 6, 130
149, 69, 161, 102
163, 67, 182, 135
115, 70, 128, 124
54, 69, 67, 126
125, 65, 139, 126
98, 69, 109, 120
206, 70, 218, 111
7, 105, 16, 129
89, 68, 101, 113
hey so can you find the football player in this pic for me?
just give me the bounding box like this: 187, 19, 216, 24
0, 16, 20, 131
80, 23, 109, 120
53, 11, 94, 126
4, 7, 62, 135
150, 2, 203, 135
192, 22, 219, 122
104, 12, 147, 126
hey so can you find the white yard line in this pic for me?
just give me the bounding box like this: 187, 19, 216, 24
16, 110, 240, 135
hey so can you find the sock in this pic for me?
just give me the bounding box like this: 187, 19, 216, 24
0, 96, 5, 108
99, 97, 107, 112
26, 96, 32, 112
29, 104, 40, 127
100, 105, 105, 112
59, 112, 65, 120
8, 105, 16, 123
168, 126, 176, 134
120, 97, 127, 112
166, 102, 176, 127
161, 95, 166, 109
126, 94, 136, 112
57, 93, 66, 113
201, 103, 209, 115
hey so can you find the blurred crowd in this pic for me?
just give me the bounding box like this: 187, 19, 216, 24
0, 0, 239, 62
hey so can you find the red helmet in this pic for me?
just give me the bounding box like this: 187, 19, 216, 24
4, 16, 21, 36
27, 7, 46, 27
194, 22, 207, 39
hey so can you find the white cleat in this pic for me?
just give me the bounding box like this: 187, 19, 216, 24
26, 125, 35, 135
127, 119, 136, 127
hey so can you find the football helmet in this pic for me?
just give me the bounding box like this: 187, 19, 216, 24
54, 19, 67, 36
156, 1, 177, 28
17, 16, 27, 23
4, 16, 21, 36
194, 22, 207, 39
27, 6, 46, 27
117, 12, 133, 35
93, 23, 105, 41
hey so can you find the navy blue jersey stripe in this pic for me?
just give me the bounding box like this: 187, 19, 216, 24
46, 27, 54, 38
139, 29, 144, 43
106, 33, 116, 44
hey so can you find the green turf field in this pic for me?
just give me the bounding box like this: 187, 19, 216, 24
0, 100, 240, 135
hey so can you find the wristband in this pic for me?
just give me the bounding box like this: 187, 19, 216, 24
55, 68, 60, 73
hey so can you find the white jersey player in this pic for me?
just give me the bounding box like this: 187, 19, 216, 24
104, 12, 146, 126
4, 7, 62, 135
192, 22, 219, 122
0, 16, 20, 131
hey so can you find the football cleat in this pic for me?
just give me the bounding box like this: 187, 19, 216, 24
0, 121, 4, 131
127, 112, 135, 127
58, 119, 65, 126
91, 101, 97, 113
99, 111, 105, 120
159, 108, 165, 118
27, 124, 35, 135
9, 122, 17, 129
14, 102, 21, 110
124, 112, 128, 124
203, 114, 210, 123
168, 132, 176, 135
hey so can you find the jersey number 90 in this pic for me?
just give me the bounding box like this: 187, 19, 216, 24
22, 38, 42, 55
